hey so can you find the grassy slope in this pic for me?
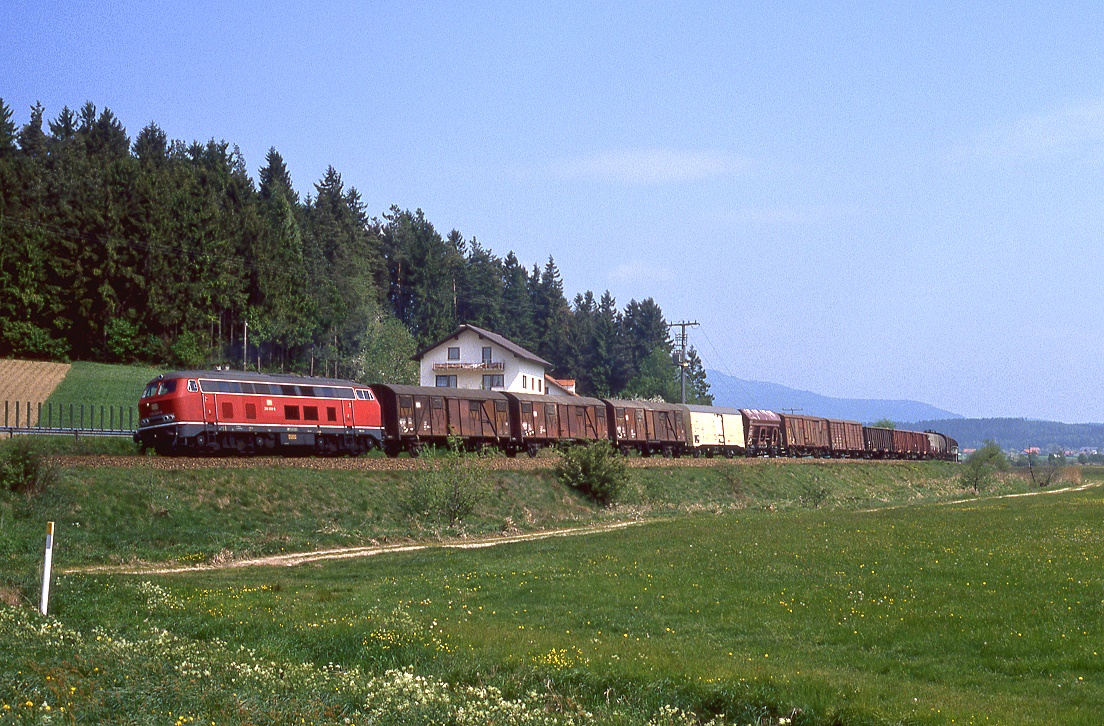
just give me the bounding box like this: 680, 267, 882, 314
1, 473, 1100, 725
40, 361, 161, 428
0, 460, 977, 578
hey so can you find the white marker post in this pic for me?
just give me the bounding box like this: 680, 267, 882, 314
41, 521, 55, 615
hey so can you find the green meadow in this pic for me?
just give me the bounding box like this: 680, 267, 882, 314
1, 462, 1100, 724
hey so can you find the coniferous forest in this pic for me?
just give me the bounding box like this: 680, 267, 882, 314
0, 100, 710, 403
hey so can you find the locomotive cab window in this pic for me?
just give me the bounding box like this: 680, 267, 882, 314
187, 380, 198, 393
355, 389, 375, 400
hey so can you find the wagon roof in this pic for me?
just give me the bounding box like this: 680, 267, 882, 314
741, 409, 781, 423
503, 392, 606, 407
603, 398, 690, 412
154, 370, 365, 388
685, 404, 743, 415
370, 384, 509, 401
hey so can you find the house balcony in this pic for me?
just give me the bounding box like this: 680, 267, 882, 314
432, 360, 505, 372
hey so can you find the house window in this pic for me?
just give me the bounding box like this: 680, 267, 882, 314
436, 375, 457, 388
482, 374, 504, 390
522, 375, 527, 389
537, 379, 542, 392
447, 346, 460, 361
482, 346, 492, 363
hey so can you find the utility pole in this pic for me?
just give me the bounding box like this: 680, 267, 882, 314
243, 320, 248, 371
667, 320, 699, 403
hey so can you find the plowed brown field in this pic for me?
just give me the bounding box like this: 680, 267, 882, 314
0, 359, 71, 425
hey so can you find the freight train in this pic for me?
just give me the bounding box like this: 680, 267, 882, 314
135, 370, 958, 461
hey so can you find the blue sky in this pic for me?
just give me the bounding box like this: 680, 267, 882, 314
5, 2, 1104, 421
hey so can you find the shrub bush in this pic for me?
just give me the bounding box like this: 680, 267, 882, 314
555, 440, 628, 506
401, 440, 487, 527
1, 438, 58, 496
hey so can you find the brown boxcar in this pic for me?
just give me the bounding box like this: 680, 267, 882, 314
779, 413, 831, 456
892, 429, 931, 459
863, 426, 895, 458
503, 392, 608, 456
370, 384, 510, 456
604, 399, 692, 456
827, 419, 864, 458
742, 409, 782, 456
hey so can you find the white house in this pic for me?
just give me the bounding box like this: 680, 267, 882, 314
412, 325, 559, 394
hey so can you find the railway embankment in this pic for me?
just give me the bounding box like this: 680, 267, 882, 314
0, 452, 1023, 590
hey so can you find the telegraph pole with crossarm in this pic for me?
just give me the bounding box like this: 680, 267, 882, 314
668, 320, 700, 403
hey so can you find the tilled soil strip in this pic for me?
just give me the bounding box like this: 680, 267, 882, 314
66, 520, 651, 576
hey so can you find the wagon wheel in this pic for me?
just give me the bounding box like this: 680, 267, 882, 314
527, 444, 540, 458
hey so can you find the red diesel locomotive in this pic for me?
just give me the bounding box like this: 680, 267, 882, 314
135, 370, 383, 455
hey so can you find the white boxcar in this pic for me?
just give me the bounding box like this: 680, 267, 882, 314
685, 405, 745, 457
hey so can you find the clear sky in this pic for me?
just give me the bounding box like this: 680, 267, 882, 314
4, 1, 1104, 422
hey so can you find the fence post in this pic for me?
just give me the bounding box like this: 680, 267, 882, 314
15, 401, 19, 429
37, 402, 42, 429
110, 406, 114, 431
80, 404, 84, 429
48, 402, 52, 429
41, 522, 55, 616
69, 403, 73, 429
5, 400, 8, 427
100, 405, 104, 430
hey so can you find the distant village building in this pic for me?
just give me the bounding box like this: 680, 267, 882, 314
413, 325, 573, 395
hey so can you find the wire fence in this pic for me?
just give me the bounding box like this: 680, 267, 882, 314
2, 400, 136, 438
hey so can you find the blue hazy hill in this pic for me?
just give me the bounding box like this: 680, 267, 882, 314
705, 370, 962, 423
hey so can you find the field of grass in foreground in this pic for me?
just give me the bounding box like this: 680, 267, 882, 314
2, 472, 1100, 725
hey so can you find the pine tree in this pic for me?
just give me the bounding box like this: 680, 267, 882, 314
682, 346, 713, 404
0, 98, 18, 156
457, 236, 504, 330
530, 257, 571, 368
499, 251, 534, 347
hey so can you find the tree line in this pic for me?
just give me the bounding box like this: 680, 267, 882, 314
0, 99, 711, 403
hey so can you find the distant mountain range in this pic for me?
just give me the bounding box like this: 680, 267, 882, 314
705, 370, 962, 423
908, 419, 1104, 453
703, 370, 1103, 452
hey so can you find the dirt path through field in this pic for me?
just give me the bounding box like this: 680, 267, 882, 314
0, 359, 70, 426
66, 519, 651, 576
858, 478, 1104, 514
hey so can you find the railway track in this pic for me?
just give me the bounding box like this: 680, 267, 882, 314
48, 453, 841, 471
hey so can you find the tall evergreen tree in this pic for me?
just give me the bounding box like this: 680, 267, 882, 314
530, 257, 571, 369
0, 98, 17, 155
499, 251, 534, 347
456, 236, 504, 330
681, 345, 713, 404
